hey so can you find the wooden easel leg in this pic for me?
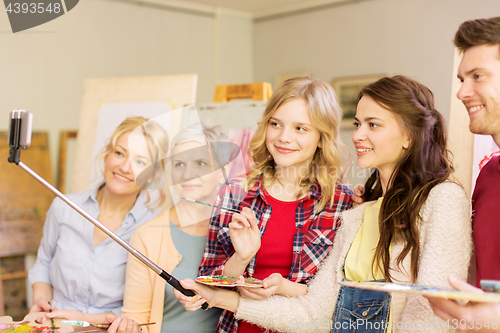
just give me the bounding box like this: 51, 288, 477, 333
0, 258, 5, 316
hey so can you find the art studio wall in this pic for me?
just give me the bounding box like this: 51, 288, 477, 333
254, 0, 500, 123
2, 0, 500, 315
252, 0, 500, 188
1, 0, 500, 185
0, 0, 253, 177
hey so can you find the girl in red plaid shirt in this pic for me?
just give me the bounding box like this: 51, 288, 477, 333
176, 77, 353, 333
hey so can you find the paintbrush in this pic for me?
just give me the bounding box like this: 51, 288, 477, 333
181, 197, 240, 214
48, 301, 56, 332
61, 321, 155, 329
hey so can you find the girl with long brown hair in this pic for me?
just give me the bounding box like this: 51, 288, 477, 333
176, 75, 472, 333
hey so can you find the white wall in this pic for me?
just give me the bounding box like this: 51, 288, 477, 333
0, 0, 253, 180
253, 0, 500, 188
2, 0, 500, 187
254, 0, 500, 119
216, 9, 254, 85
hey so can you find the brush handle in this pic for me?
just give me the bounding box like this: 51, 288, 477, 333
92, 322, 156, 329
48, 301, 56, 331
182, 197, 240, 214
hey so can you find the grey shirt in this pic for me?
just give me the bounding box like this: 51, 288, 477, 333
162, 220, 222, 332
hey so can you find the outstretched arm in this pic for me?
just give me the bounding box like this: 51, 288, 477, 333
174, 278, 240, 312
237, 274, 307, 301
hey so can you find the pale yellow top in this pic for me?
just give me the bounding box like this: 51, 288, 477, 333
344, 197, 392, 332
345, 197, 385, 281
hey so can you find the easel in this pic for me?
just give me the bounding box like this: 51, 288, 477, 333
448, 49, 474, 196
70, 74, 197, 193
213, 82, 272, 102
0, 263, 28, 317
57, 130, 77, 192
0, 132, 54, 319
194, 82, 272, 135
194, 82, 272, 132
0, 261, 4, 316
195, 82, 273, 179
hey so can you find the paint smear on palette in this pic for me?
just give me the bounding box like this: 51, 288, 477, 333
0, 324, 54, 333
196, 275, 263, 288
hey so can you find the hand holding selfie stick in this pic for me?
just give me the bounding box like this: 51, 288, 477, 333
7, 110, 208, 310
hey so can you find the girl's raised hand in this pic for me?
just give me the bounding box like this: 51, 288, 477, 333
228, 207, 261, 262
238, 273, 283, 301
351, 185, 365, 206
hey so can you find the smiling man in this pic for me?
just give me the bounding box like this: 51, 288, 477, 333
454, 16, 500, 288
425, 17, 500, 333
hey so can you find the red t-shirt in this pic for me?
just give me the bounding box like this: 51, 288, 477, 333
238, 190, 299, 333
472, 155, 500, 287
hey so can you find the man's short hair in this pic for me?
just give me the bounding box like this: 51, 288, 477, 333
454, 16, 500, 54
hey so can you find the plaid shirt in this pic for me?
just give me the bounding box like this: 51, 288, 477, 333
199, 174, 353, 333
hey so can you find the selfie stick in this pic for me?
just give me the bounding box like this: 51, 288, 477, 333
7, 110, 208, 310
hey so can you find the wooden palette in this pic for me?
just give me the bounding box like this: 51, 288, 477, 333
339, 281, 500, 303
196, 275, 263, 288
0, 312, 105, 332
0, 312, 73, 332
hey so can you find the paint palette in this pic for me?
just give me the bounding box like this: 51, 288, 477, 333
0, 322, 45, 333
339, 281, 500, 303
196, 275, 263, 288
0, 312, 76, 332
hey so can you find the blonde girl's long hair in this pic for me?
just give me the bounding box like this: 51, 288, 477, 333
246, 77, 348, 212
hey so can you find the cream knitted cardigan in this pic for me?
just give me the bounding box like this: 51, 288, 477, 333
235, 182, 472, 333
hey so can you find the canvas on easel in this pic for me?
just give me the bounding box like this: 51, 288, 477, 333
0, 132, 54, 319
194, 83, 272, 178
70, 74, 197, 193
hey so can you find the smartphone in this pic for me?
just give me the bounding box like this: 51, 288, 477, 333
8, 110, 33, 149
480, 280, 500, 293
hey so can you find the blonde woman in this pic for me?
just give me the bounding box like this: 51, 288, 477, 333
29, 117, 169, 324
